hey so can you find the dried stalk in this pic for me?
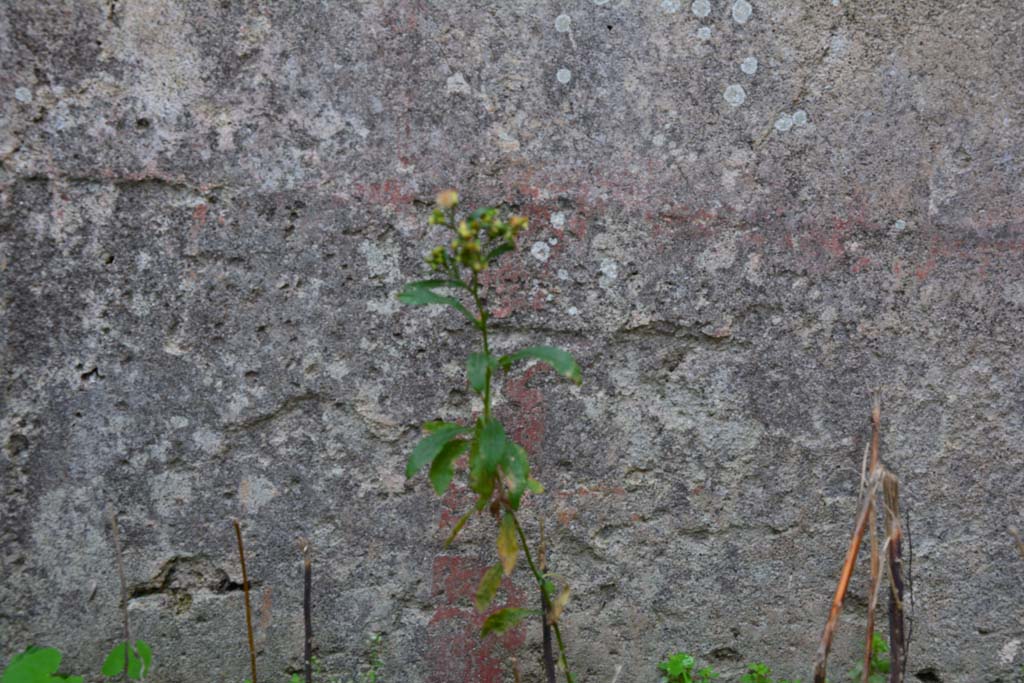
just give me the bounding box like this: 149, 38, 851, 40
861, 395, 882, 683
301, 539, 313, 683
234, 519, 258, 683
884, 473, 905, 683
812, 469, 885, 683
108, 508, 131, 682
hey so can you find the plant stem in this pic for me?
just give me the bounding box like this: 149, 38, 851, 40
302, 540, 313, 683
233, 519, 258, 683
510, 512, 574, 683
108, 508, 131, 683
469, 273, 491, 420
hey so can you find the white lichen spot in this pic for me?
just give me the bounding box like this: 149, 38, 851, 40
446, 72, 471, 96
555, 14, 572, 32
551, 211, 566, 228
741, 56, 758, 74
691, 0, 711, 17
567, 306, 579, 316
556, 68, 573, 84
548, 237, 559, 245
697, 26, 713, 39
652, 133, 666, 147
661, 0, 682, 12
792, 109, 808, 126
892, 219, 907, 232
724, 84, 746, 107
531, 241, 552, 262
774, 113, 794, 132
999, 640, 1021, 665
557, 268, 570, 280
14, 87, 32, 103
599, 259, 619, 287
732, 0, 752, 23
592, 0, 609, 4
831, 0, 840, 5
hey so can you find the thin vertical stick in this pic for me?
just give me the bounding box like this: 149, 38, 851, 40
812, 470, 884, 683
108, 508, 131, 682
862, 395, 882, 683
234, 519, 258, 683
301, 539, 313, 683
884, 474, 905, 683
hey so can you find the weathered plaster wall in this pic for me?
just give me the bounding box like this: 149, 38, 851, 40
2, 1, 1022, 682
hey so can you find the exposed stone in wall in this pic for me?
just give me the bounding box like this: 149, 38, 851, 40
2, 2, 1022, 682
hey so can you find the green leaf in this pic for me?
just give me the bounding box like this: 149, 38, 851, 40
101, 644, 126, 677
428, 439, 469, 494
470, 418, 508, 498
2, 647, 63, 683
478, 418, 508, 473
406, 423, 471, 479
466, 352, 496, 394
475, 564, 503, 611
503, 443, 530, 510
485, 242, 514, 263
498, 346, 582, 385
480, 608, 537, 637
497, 513, 519, 576
397, 280, 477, 327
134, 641, 151, 678
526, 478, 544, 494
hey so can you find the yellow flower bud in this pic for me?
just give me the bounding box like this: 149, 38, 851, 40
436, 189, 459, 210
457, 221, 474, 240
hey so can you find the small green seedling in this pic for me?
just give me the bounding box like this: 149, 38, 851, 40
0, 647, 82, 683
101, 641, 152, 681
740, 662, 801, 683
847, 632, 889, 683
658, 652, 718, 683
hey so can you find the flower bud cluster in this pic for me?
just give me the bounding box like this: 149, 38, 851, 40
424, 189, 528, 273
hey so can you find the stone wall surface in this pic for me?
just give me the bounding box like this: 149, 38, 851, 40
2, 1, 1023, 682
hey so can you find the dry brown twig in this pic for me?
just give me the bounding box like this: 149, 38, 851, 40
813, 393, 906, 683
233, 519, 258, 683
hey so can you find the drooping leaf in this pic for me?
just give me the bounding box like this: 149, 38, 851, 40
466, 352, 497, 394
497, 513, 519, 576
485, 242, 514, 263
396, 280, 477, 327
503, 443, 530, 510
422, 420, 447, 433
498, 346, 582, 385
2, 647, 63, 683
480, 608, 537, 637
427, 439, 469, 495
134, 641, 152, 678
406, 423, 471, 479
547, 583, 571, 625
474, 564, 503, 612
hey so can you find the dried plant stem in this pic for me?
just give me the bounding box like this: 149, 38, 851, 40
302, 540, 313, 683
108, 508, 131, 682
884, 474, 906, 683
812, 469, 884, 683
861, 395, 882, 683
234, 519, 258, 683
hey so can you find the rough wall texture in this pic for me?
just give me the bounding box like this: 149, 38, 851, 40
2, 1, 1023, 682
